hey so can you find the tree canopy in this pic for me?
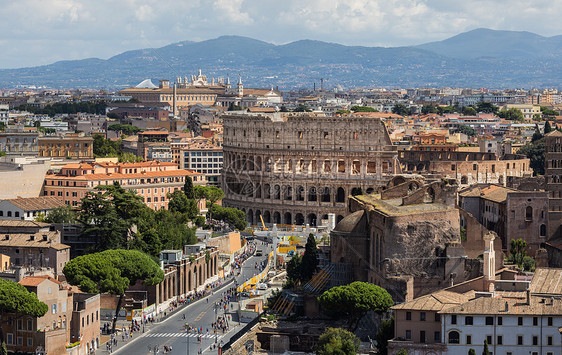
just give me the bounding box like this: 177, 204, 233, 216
16, 101, 107, 117
63, 249, 164, 332
391, 104, 409, 116
184, 176, 195, 199
497, 108, 524, 121
518, 137, 545, 175
38, 205, 77, 224
107, 123, 141, 135
209, 204, 246, 231
350, 105, 377, 112
0, 278, 48, 317
375, 316, 394, 355
456, 124, 477, 137
301, 234, 319, 282
315, 327, 360, 355
294, 104, 312, 112
318, 282, 393, 331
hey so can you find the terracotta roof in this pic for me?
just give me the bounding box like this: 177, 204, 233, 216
0, 220, 50, 228
139, 130, 169, 135
545, 130, 562, 137
529, 268, 562, 295
0, 232, 69, 250
3, 196, 65, 212
479, 185, 514, 203
19, 275, 61, 287
392, 291, 471, 311
247, 107, 276, 113
46, 169, 200, 181
440, 295, 562, 316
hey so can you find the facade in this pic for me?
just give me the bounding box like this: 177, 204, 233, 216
545, 130, 562, 240
399, 150, 532, 186
43, 161, 204, 210
0, 196, 65, 221
0, 104, 8, 124
180, 143, 223, 186
69, 293, 101, 354
0, 157, 51, 199
501, 103, 541, 120
0, 127, 39, 156
459, 184, 549, 252
137, 130, 169, 159
38, 134, 94, 159
222, 114, 399, 226
147, 145, 174, 162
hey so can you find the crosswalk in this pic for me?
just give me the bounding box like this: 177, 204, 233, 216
145, 333, 217, 339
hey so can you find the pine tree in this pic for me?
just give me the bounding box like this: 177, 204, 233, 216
184, 176, 194, 199
482, 340, 490, 355
545, 120, 553, 134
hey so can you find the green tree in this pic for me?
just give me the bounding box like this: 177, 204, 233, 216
475, 102, 498, 114
482, 340, 490, 355
93, 134, 122, 157
508, 239, 528, 267
286, 253, 303, 285
0, 278, 48, 349
421, 105, 438, 114
107, 112, 119, 119
294, 104, 312, 112
522, 256, 536, 272
540, 106, 558, 117
118, 152, 143, 163
350, 106, 377, 113
193, 185, 208, 207
392, 104, 409, 116
167, 190, 198, 218
208, 204, 246, 231
497, 108, 524, 121
375, 316, 394, 355
279, 106, 289, 112
544, 121, 553, 134
318, 282, 394, 331
315, 327, 360, 355
335, 109, 351, 115
205, 187, 225, 223
396, 350, 408, 355
301, 234, 319, 282
518, 137, 545, 175
456, 124, 477, 137
63, 249, 164, 333
462, 106, 477, 116
42, 205, 77, 223
184, 176, 195, 199
228, 103, 243, 111
468, 349, 476, 355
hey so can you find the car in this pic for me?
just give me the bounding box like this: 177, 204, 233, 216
255, 251, 263, 256
257, 283, 268, 290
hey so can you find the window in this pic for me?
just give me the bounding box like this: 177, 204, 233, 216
518, 317, 523, 326
497, 316, 502, 325
451, 315, 457, 324
518, 335, 523, 345
486, 316, 493, 325
405, 330, 411, 340
465, 316, 473, 325
497, 335, 503, 345
473, 164, 477, 170
406, 312, 411, 320
547, 336, 553, 345
52, 304, 57, 314
548, 317, 553, 326
448, 331, 459, 344
17, 319, 22, 330
533, 336, 538, 345
420, 330, 426, 343
27, 337, 33, 347
434, 331, 440, 342
6, 334, 12, 345
466, 335, 472, 345
533, 317, 538, 326
435, 313, 440, 322
420, 312, 426, 321
27, 319, 32, 331
486, 335, 492, 345
526, 206, 533, 221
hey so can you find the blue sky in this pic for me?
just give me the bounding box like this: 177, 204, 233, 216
1, 0, 560, 69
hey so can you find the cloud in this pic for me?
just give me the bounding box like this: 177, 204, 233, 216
0, 0, 561, 69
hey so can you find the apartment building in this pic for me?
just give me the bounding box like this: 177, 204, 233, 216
0, 127, 39, 156
180, 142, 223, 186
0, 196, 65, 221
38, 133, 94, 159
43, 161, 205, 210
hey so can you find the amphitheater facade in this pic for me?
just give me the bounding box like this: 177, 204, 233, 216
221, 113, 399, 226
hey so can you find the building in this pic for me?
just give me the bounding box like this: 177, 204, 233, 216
147, 145, 174, 162
0, 104, 8, 124
0, 156, 51, 199
180, 142, 223, 186
399, 150, 532, 186
458, 184, 549, 252
69, 293, 101, 354
0, 196, 65, 221
43, 161, 204, 210
501, 104, 541, 121
0, 126, 39, 156
544, 130, 562, 240
137, 130, 169, 159
0, 221, 69, 275
222, 114, 400, 226
37, 133, 94, 159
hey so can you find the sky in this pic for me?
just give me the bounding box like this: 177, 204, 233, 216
1, 0, 561, 69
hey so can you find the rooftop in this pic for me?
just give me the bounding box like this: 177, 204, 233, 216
354, 194, 453, 217
529, 268, 562, 296
19, 275, 61, 287
2, 196, 65, 212
392, 290, 471, 312
0, 232, 68, 250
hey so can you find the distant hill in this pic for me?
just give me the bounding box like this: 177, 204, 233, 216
0, 29, 561, 89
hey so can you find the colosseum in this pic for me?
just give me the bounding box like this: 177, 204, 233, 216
221, 113, 400, 226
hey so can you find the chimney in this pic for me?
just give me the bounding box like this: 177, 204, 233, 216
42, 235, 48, 241
526, 289, 531, 305
30, 235, 35, 241
5, 235, 9, 240
504, 301, 509, 312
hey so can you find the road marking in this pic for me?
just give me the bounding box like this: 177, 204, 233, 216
193, 310, 207, 321
146, 333, 216, 338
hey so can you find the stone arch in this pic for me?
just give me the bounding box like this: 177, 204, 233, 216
256, 156, 262, 171
296, 186, 305, 201
188, 271, 192, 291
424, 187, 435, 203
447, 330, 460, 344
540, 224, 547, 237
263, 211, 271, 223
248, 209, 254, 224
390, 176, 406, 187
193, 266, 198, 288
295, 213, 305, 225
526, 206, 533, 220
273, 185, 281, 200
198, 264, 202, 287
308, 187, 317, 202
321, 187, 331, 202
248, 156, 255, 171
264, 184, 271, 199
255, 210, 262, 224
284, 185, 292, 200
366, 187, 375, 194
307, 213, 317, 226
273, 211, 281, 224
498, 175, 504, 185
408, 181, 420, 192
284, 212, 292, 225
242, 155, 247, 170
408, 163, 415, 171
460, 175, 468, 184
255, 183, 262, 198
416, 163, 425, 171
336, 187, 345, 203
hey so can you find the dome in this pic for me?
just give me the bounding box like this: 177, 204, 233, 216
135, 79, 158, 89
333, 210, 367, 234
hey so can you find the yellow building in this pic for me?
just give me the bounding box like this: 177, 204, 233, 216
502, 104, 541, 121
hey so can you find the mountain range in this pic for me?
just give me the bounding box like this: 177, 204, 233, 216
1, 28, 561, 90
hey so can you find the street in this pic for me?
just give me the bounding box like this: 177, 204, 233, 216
101, 240, 273, 355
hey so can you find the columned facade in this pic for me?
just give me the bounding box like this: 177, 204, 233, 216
221, 114, 399, 225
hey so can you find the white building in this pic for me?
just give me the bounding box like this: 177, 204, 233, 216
180, 144, 223, 186
0, 104, 8, 124
0, 196, 65, 221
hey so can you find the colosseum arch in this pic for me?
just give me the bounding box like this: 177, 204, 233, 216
295, 213, 305, 225
256, 156, 262, 171
273, 212, 281, 224
308, 187, 318, 201
247, 156, 255, 171
263, 211, 271, 223
460, 176, 468, 184
296, 186, 305, 201
321, 187, 331, 202
336, 187, 345, 203
273, 185, 281, 199
284, 185, 293, 200
336, 215, 344, 224
307, 213, 317, 226
284, 212, 292, 225
424, 187, 436, 203
264, 184, 271, 199
390, 176, 407, 187
248, 209, 254, 224
255, 210, 262, 224
366, 187, 375, 194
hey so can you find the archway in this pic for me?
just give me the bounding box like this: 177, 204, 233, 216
273, 185, 281, 200
336, 187, 345, 203
308, 187, 317, 201
460, 176, 468, 184
296, 186, 305, 201
255, 210, 261, 225
321, 187, 331, 202
264, 184, 271, 199
366, 187, 375, 194
295, 213, 305, 225
307, 213, 317, 226
273, 212, 281, 224
256, 156, 262, 171
263, 211, 271, 223
248, 209, 254, 224
284, 212, 292, 225
424, 187, 435, 203
284, 185, 292, 200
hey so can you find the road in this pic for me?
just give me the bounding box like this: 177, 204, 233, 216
102, 241, 273, 355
